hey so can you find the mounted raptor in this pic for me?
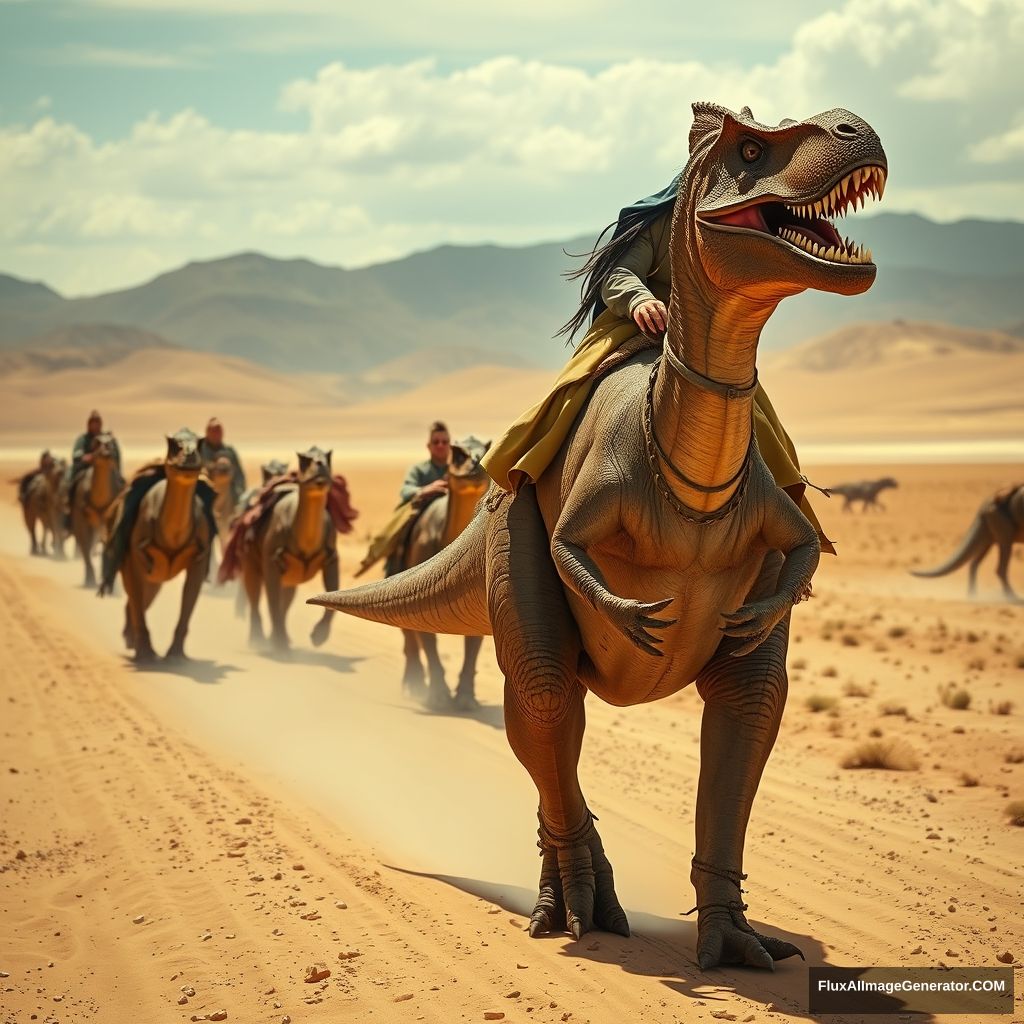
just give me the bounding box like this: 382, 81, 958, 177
310, 103, 887, 970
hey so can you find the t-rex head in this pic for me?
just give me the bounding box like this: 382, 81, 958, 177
296, 446, 332, 492
165, 428, 202, 473
682, 103, 887, 301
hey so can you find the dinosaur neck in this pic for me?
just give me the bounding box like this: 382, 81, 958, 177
293, 486, 327, 558
652, 277, 776, 513
90, 459, 116, 509
159, 471, 198, 551
442, 475, 489, 547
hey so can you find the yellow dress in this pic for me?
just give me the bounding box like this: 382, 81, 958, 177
480, 212, 834, 554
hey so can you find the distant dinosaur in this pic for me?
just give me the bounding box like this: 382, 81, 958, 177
70, 432, 124, 587
828, 476, 898, 512
911, 483, 1023, 600
395, 435, 491, 711
101, 429, 216, 661
220, 448, 357, 653
17, 453, 65, 557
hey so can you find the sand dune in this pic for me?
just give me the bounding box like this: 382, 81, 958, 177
3, 320, 1022, 455
1, 459, 1022, 1023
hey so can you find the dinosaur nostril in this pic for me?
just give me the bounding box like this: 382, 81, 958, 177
834, 122, 858, 138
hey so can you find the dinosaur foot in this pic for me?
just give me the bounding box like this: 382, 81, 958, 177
132, 645, 157, 665
529, 811, 629, 941
695, 902, 804, 970
164, 645, 189, 663
452, 686, 479, 712
423, 683, 453, 712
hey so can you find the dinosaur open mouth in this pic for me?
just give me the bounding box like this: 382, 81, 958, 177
702, 164, 886, 266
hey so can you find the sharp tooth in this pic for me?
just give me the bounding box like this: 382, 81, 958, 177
853, 168, 864, 191
812, 242, 822, 256
866, 247, 873, 262
823, 245, 837, 261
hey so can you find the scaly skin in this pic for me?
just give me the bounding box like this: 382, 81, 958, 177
310, 103, 887, 971
243, 447, 339, 654
396, 436, 491, 710
119, 429, 211, 662
912, 484, 1024, 600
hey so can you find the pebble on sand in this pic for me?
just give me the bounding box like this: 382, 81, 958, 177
483, 1014, 505, 1021
304, 964, 331, 983
132, 915, 145, 924
178, 995, 188, 1005
394, 993, 414, 1002
335, 901, 348, 910
997, 950, 1015, 963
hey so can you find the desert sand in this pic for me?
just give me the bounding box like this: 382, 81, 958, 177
1, 451, 1023, 1024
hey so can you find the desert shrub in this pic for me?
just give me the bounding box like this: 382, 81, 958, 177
1005, 801, 1024, 827
806, 694, 838, 713
841, 741, 920, 771
940, 685, 971, 711
1005, 750, 1024, 764
844, 681, 871, 698
879, 701, 908, 717
991, 701, 1014, 716
958, 772, 979, 787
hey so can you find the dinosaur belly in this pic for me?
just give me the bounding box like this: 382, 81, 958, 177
278, 549, 325, 588
142, 541, 200, 583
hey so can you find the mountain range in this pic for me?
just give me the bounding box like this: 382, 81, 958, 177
1, 213, 1022, 373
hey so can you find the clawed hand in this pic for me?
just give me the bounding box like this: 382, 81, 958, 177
720, 595, 789, 657
605, 596, 676, 656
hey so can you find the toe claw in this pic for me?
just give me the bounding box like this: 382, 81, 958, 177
529, 918, 544, 938
569, 917, 583, 941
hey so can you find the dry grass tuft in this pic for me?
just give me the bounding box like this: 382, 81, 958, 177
841, 740, 920, 771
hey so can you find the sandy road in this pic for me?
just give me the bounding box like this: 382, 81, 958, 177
1, 465, 1022, 1024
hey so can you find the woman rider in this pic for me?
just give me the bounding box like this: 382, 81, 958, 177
479, 175, 834, 553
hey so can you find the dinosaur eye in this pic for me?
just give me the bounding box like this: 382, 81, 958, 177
740, 139, 763, 163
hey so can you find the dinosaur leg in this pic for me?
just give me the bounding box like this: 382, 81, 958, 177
264, 564, 291, 652
454, 635, 484, 710
418, 632, 452, 710
400, 629, 426, 697
310, 549, 338, 647
244, 559, 264, 646
82, 525, 97, 589
166, 560, 205, 660
271, 585, 296, 653
692, 550, 802, 970
123, 562, 157, 663
994, 537, 1018, 601
489, 487, 627, 941
966, 538, 993, 597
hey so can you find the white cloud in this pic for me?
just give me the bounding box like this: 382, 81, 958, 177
55, 44, 200, 69
2, 0, 1023, 294
969, 116, 1024, 164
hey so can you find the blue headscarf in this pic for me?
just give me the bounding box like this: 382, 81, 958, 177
559, 173, 682, 340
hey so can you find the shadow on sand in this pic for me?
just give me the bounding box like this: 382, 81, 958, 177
383, 868, 929, 1023
409, 699, 505, 731
257, 647, 365, 674
123, 654, 238, 685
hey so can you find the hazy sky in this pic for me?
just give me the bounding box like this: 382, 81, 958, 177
2, 0, 1023, 295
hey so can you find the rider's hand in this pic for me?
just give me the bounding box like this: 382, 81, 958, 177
82, 453, 95, 464
632, 299, 668, 336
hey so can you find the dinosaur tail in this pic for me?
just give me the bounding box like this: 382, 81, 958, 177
910, 515, 989, 578
307, 506, 491, 636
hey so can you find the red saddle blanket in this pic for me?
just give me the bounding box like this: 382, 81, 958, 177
217, 473, 357, 584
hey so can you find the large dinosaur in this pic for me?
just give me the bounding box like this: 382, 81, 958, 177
828, 476, 897, 512
207, 455, 238, 573
310, 103, 886, 969
231, 448, 354, 653
102, 429, 215, 662
70, 431, 124, 587
396, 435, 491, 711
911, 483, 1023, 600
